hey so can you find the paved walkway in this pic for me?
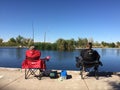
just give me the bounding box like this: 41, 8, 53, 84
0, 68, 120, 90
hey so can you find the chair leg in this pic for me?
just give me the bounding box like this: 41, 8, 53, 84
94, 66, 99, 80
25, 69, 32, 79
95, 70, 99, 80
25, 69, 38, 79
80, 66, 85, 79
37, 69, 42, 80
25, 69, 28, 79
30, 69, 37, 76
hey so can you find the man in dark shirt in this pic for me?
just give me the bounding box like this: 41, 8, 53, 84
80, 42, 100, 62
76, 42, 102, 68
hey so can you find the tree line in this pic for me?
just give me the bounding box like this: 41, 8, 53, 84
0, 35, 120, 51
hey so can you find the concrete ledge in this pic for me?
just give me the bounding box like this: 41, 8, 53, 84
0, 68, 120, 90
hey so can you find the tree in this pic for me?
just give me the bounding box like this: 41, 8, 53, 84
82, 38, 88, 47
22, 38, 33, 47
109, 42, 116, 48
51, 43, 57, 50
77, 38, 88, 48
56, 38, 66, 51
116, 41, 120, 48
65, 39, 75, 51
0, 38, 3, 46
8, 38, 16, 46
94, 41, 101, 47
101, 41, 107, 47
16, 35, 24, 46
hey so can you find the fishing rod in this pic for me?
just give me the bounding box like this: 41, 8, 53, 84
32, 22, 34, 44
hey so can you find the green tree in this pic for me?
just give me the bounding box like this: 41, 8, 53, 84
77, 38, 88, 48
16, 35, 24, 46
116, 41, 120, 48
8, 38, 16, 46
0, 38, 3, 46
94, 41, 101, 47
22, 38, 33, 47
101, 41, 107, 47
82, 38, 88, 47
65, 39, 75, 51
56, 38, 66, 51
109, 42, 116, 48
51, 43, 57, 50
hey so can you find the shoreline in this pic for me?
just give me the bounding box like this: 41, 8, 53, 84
0, 46, 120, 49
0, 67, 120, 74
0, 46, 28, 48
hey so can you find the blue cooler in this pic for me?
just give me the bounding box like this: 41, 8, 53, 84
61, 70, 67, 79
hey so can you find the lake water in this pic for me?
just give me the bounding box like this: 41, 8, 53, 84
0, 48, 120, 72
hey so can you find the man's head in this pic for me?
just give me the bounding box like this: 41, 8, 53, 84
86, 42, 92, 49
29, 46, 35, 50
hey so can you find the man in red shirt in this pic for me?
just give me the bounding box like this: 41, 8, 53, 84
23, 45, 50, 69
26, 46, 41, 60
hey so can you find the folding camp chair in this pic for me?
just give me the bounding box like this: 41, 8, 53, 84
75, 57, 101, 80
22, 56, 50, 80
80, 60, 99, 80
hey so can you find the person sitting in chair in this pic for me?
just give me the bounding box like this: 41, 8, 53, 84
25, 45, 50, 70
26, 46, 41, 60
76, 42, 102, 79
76, 42, 103, 68
81, 42, 100, 62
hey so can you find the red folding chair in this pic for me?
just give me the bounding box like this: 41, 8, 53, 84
22, 56, 50, 80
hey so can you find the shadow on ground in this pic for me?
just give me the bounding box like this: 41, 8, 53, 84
87, 71, 120, 90
107, 81, 120, 90
0, 85, 13, 90
87, 71, 119, 77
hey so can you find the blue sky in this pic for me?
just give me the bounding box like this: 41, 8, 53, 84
0, 0, 120, 43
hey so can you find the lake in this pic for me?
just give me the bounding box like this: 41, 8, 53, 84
0, 48, 120, 72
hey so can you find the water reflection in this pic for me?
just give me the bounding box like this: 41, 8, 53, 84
101, 48, 107, 56
116, 48, 120, 56
16, 48, 26, 60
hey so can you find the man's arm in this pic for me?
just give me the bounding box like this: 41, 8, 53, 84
80, 49, 85, 58
94, 50, 100, 60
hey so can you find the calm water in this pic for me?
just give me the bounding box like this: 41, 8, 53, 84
0, 48, 120, 72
